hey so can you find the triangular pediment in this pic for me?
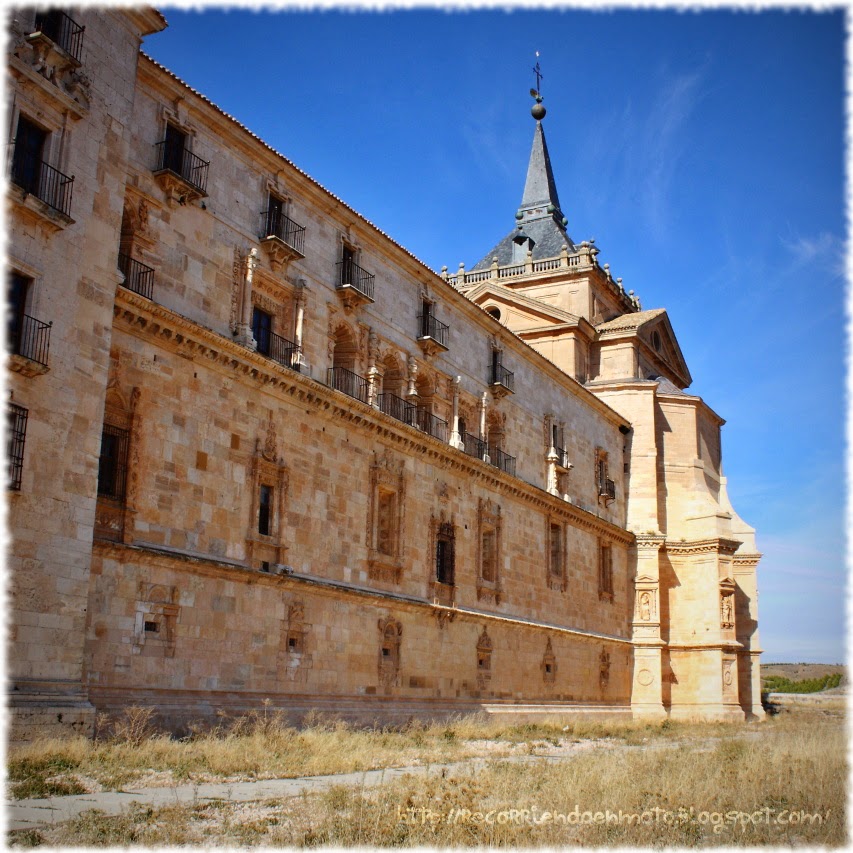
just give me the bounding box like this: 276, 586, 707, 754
596, 308, 692, 388
466, 281, 581, 328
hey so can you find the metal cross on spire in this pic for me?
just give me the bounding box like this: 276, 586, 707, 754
532, 51, 543, 96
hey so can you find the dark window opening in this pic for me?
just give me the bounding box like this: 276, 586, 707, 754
144, 621, 159, 633
487, 307, 501, 321
12, 115, 47, 197
8, 272, 30, 355
97, 424, 130, 501
252, 308, 273, 357
435, 523, 455, 586
260, 560, 270, 573
163, 123, 187, 175
258, 484, 272, 536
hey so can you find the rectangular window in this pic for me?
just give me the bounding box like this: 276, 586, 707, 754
7, 403, 28, 491
599, 542, 613, 598
266, 193, 284, 236
252, 307, 273, 356
7, 272, 30, 357
258, 483, 273, 536
549, 523, 563, 577
436, 524, 455, 586
481, 529, 496, 582
376, 489, 396, 557
12, 115, 47, 196
97, 424, 130, 500
163, 123, 187, 175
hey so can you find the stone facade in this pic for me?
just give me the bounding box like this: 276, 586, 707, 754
6, 7, 762, 741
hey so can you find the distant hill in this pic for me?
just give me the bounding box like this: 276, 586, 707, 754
762, 663, 845, 689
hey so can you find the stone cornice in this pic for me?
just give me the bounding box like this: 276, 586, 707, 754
114, 288, 634, 545
664, 538, 742, 556
93, 539, 634, 646
732, 552, 762, 570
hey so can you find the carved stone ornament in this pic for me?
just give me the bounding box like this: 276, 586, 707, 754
541, 637, 557, 685
599, 648, 611, 689
378, 617, 403, 688
261, 412, 277, 462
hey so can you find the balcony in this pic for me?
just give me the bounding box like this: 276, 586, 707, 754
460, 432, 485, 460
412, 407, 447, 442
489, 446, 516, 477
8, 313, 51, 376
336, 259, 375, 310
378, 392, 416, 425
554, 446, 571, 470
259, 209, 305, 270
327, 365, 369, 404
490, 362, 514, 397
153, 139, 209, 203
118, 253, 155, 300
417, 313, 449, 357
599, 477, 616, 504
32, 11, 84, 63
257, 329, 300, 372
10, 152, 74, 226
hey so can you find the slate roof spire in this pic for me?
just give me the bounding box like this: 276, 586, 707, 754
471, 86, 576, 271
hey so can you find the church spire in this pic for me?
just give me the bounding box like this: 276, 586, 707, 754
469, 78, 575, 272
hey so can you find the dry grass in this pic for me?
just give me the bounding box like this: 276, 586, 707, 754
8, 709, 845, 847
8, 707, 732, 797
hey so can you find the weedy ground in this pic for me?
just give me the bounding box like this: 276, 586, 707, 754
7, 707, 845, 847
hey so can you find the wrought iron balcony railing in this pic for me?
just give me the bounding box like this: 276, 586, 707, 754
413, 407, 447, 442
378, 392, 416, 425
11, 152, 74, 217
462, 431, 487, 460
260, 209, 306, 255
256, 328, 300, 371
337, 259, 375, 300
490, 362, 515, 392
327, 365, 369, 404
8, 313, 51, 367
489, 446, 516, 477
418, 314, 449, 347
154, 140, 209, 195
554, 446, 571, 469
117, 253, 155, 300
34, 10, 84, 62
599, 478, 616, 501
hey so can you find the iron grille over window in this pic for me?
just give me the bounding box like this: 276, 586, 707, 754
7, 403, 28, 491
97, 424, 130, 500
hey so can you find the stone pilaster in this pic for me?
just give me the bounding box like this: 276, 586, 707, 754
631, 534, 667, 719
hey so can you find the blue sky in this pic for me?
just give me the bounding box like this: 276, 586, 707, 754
146, 7, 846, 664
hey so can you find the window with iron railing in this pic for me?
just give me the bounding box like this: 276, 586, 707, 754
7, 403, 28, 491
11, 115, 74, 217
154, 124, 209, 195
258, 484, 273, 536
337, 255, 375, 300
490, 350, 514, 392
33, 10, 85, 63
418, 302, 449, 347
327, 365, 369, 404
117, 253, 155, 300
488, 445, 516, 477
8, 272, 51, 367
260, 196, 305, 255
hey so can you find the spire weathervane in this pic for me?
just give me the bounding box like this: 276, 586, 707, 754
532, 52, 543, 97
530, 52, 546, 120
